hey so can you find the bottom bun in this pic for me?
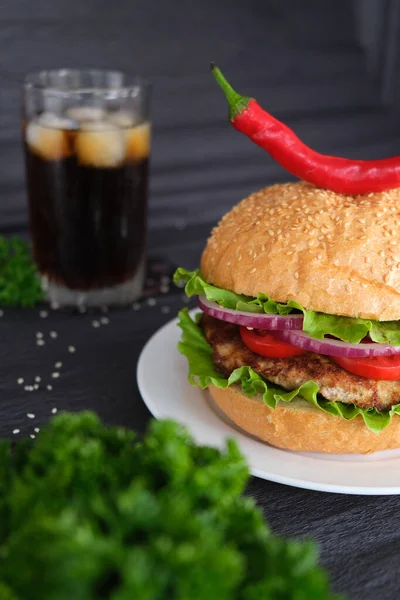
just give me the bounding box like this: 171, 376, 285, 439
209, 384, 400, 454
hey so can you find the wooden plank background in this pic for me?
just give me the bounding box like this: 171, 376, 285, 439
1, 0, 399, 266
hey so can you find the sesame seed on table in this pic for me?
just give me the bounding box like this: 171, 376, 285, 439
0, 256, 186, 442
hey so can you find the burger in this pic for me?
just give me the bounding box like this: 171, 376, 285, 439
174, 181, 400, 454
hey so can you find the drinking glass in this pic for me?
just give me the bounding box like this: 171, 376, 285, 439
22, 69, 151, 307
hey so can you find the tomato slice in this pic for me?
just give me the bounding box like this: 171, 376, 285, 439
332, 355, 400, 380
240, 327, 305, 359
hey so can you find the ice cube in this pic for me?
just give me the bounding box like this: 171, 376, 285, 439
65, 106, 106, 122
125, 121, 151, 162
38, 111, 77, 130
25, 117, 71, 161
108, 110, 137, 128
75, 121, 125, 167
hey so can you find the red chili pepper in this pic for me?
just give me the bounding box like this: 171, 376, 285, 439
211, 63, 400, 195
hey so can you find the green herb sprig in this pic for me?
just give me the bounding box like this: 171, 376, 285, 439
0, 412, 339, 599
0, 236, 44, 307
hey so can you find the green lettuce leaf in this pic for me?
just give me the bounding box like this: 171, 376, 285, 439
298, 309, 400, 346
174, 268, 400, 346
173, 268, 293, 314
177, 308, 400, 434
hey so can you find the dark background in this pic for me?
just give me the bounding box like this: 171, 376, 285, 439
2, 0, 400, 261
2, 1, 400, 598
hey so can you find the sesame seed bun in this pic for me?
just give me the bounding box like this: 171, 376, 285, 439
209, 384, 400, 454
201, 181, 400, 321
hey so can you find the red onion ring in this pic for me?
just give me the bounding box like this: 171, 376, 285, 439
198, 295, 303, 330
278, 329, 400, 358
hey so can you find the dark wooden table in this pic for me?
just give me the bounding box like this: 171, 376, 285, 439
0, 238, 398, 600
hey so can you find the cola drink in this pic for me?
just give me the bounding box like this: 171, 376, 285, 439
23, 109, 150, 306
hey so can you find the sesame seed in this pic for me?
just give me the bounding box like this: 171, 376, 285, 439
147, 298, 156, 307
55, 362, 62, 369
47, 385, 53, 391
39, 310, 48, 318
33, 384, 39, 390
250, 268, 257, 273
346, 284, 351, 292
78, 305, 87, 314
37, 339, 45, 347
50, 331, 58, 339
51, 301, 60, 310
27, 413, 35, 419
92, 320, 100, 328
384, 273, 390, 283
17, 378, 24, 385
30, 434, 35, 439
68, 345, 76, 353
161, 306, 171, 314
160, 284, 169, 293
36, 332, 43, 338
52, 372, 60, 378
12, 429, 20, 435
34, 376, 41, 383
51, 407, 58, 414
34, 427, 40, 433
24, 386, 34, 392
294, 272, 299, 280
132, 303, 141, 311
100, 317, 109, 325
0, 310, 3, 317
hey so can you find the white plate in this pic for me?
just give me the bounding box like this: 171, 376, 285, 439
137, 312, 400, 495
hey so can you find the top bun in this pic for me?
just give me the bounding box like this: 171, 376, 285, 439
201, 181, 400, 321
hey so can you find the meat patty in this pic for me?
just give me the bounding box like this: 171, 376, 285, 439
202, 314, 400, 411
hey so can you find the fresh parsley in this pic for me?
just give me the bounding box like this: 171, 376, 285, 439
0, 236, 43, 307
0, 412, 339, 599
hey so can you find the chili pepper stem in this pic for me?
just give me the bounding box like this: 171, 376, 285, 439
210, 63, 252, 120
